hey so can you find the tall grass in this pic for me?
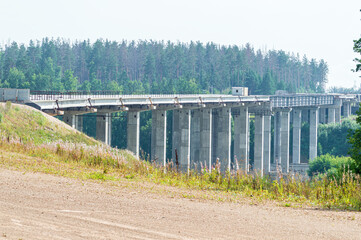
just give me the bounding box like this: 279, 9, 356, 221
1, 135, 360, 210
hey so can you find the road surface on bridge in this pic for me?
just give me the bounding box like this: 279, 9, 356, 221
0, 169, 360, 240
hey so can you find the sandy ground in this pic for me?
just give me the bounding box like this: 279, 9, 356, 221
0, 169, 361, 240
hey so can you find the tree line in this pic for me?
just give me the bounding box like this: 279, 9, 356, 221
0, 38, 328, 94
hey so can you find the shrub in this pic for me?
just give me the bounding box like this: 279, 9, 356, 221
308, 154, 355, 179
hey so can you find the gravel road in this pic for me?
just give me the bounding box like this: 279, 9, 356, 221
0, 169, 360, 240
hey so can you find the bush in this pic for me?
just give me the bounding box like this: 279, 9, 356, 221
308, 154, 355, 179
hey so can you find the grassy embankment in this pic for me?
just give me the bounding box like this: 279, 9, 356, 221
0, 101, 360, 211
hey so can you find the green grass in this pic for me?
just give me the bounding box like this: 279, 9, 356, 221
0, 102, 361, 211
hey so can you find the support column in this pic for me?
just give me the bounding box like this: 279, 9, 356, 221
127, 111, 140, 157
263, 114, 271, 175
254, 113, 264, 175
234, 106, 249, 171
273, 111, 281, 167
292, 109, 301, 164
63, 113, 76, 128
328, 108, 335, 124
199, 109, 212, 171
335, 107, 341, 123
96, 112, 111, 145
343, 102, 350, 118
280, 109, 291, 173
172, 109, 191, 171
190, 109, 201, 168
309, 108, 319, 161
302, 109, 309, 123
75, 115, 83, 132
212, 107, 231, 172
319, 108, 326, 124
151, 110, 167, 167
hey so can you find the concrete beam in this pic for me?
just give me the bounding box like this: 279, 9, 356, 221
234, 106, 249, 171
127, 111, 140, 157
151, 110, 167, 167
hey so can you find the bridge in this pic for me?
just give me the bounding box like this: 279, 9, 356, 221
1, 88, 359, 175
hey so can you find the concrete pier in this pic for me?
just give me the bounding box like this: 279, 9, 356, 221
263, 114, 271, 175
172, 109, 191, 171
199, 109, 212, 171
190, 109, 201, 168
234, 107, 249, 171
75, 115, 83, 132
302, 109, 309, 123
319, 108, 326, 124
63, 113, 76, 128
212, 108, 231, 171
328, 107, 335, 123
309, 108, 319, 161
343, 102, 350, 118
127, 111, 140, 157
280, 109, 291, 173
273, 111, 281, 167
292, 109, 301, 164
151, 110, 167, 167
96, 112, 112, 145
253, 113, 264, 174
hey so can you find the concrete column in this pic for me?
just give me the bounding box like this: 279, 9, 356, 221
263, 114, 271, 175
234, 106, 249, 171
172, 109, 191, 171
335, 106, 341, 123
127, 111, 140, 157
273, 111, 281, 167
292, 109, 301, 164
190, 109, 201, 168
309, 108, 319, 161
254, 113, 264, 175
328, 108, 335, 124
343, 102, 350, 118
75, 115, 83, 132
212, 107, 231, 172
280, 109, 291, 173
319, 108, 326, 124
151, 110, 167, 167
199, 109, 212, 171
63, 113, 76, 128
96, 112, 111, 145
302, 109, 309, 123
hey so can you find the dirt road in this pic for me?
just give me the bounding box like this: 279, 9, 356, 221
0, 169, 360, 240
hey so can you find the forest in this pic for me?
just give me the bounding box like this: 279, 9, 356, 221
0, 38, 328, 95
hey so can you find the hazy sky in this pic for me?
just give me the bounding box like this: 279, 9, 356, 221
0, 0, 360, 89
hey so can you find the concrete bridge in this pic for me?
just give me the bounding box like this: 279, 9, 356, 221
1, 88, 359, 175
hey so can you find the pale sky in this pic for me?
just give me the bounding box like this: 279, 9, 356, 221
0, 0, 360, 88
